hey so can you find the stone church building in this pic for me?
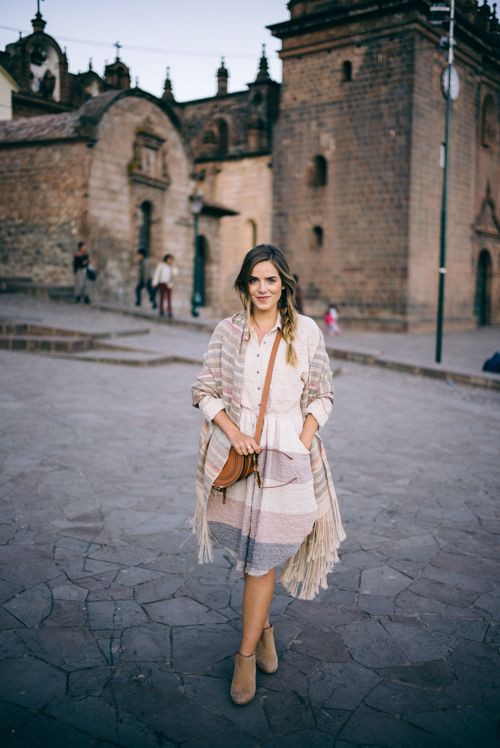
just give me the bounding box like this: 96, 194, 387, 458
0, 1, 498, 328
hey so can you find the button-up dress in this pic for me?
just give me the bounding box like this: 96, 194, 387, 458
199, 314, 333, 577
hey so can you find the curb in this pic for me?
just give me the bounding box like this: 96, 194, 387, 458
12, 297, 500, 391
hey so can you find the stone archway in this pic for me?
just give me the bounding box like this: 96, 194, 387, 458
474, 249, 492, 326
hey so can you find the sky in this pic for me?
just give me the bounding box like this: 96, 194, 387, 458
0, 0, 287, 102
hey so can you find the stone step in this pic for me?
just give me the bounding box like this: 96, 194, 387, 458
68, 349, 203, 367
0, 279, 73, 299
0, 321, 151, 340
0, 335, 93, 353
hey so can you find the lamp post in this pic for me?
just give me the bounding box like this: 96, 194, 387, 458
190, 194, 203, 317
431, 0, 458, 363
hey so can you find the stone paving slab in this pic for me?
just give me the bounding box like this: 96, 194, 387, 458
0, 300, 499, 746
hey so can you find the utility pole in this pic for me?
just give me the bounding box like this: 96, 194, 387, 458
431, 0, 458, 364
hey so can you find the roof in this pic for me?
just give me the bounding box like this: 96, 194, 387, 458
0, 88, 183, 146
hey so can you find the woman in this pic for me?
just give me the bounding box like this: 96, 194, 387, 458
191, 245, 345, 705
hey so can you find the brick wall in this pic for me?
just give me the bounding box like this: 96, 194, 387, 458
0, 140, 88, 284
273, 23, 414, 329
199, 155, 273, 316
271, 3, 500, 330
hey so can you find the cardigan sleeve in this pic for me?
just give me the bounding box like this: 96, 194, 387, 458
198, 395, 225, 422
192, 321, 226, 410
305, 322, 334, 429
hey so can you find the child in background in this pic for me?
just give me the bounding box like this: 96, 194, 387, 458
324, 303, 341, 335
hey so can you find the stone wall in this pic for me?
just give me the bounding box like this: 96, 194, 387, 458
199, 154, 273, 316
0, 140, 88, 284
408, 31, 500, 331
85, 96, 194, 311
272, 21, 414, 328
271, 3, 500, 330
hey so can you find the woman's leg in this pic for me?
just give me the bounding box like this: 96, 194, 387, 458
239, 569, 275, 656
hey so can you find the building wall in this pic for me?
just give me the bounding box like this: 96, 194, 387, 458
200, 154, 273, 316
408, 31, 500, 331
86, 96, 194, 310
0, 140, 88, 283
472, 81, 500, 326
0, 69, 16, 120
273, 22, 414, 328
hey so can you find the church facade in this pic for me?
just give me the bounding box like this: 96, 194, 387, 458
0, 1, 498, 328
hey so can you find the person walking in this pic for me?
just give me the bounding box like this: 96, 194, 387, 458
153, 254, 178, 318
135, 250, 156, 309
191, 244, 345, 705
73, 241, 91, 304
324, 303, 341, 335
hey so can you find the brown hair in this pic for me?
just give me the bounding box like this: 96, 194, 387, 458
234, 244, 298, 365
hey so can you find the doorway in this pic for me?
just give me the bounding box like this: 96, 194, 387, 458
139, 201, 152, 256
474, 249, 492, 326
197, 235, 209, 306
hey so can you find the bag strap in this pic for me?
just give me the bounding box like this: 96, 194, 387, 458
254, 329, 282, 444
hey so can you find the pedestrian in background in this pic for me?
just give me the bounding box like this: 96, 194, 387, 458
324, 303, 341, 335
153, 254, 178, 318
73, 241, 91, 304
135, 249, 156, 309
192, 244, 345, 706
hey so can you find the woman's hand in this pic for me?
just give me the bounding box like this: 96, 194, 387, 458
299, 435, 312, 451
229, 430, 261, 456
212, 410, 260, 456
300, 413, 319, 452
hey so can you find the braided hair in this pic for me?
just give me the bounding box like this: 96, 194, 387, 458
234, 244, 298, 366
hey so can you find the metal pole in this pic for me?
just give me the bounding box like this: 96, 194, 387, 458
191, 211, 200, 317
435, 0, 455, 364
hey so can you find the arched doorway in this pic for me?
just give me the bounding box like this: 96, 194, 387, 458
474, 249, 492, 326
138, 201, 152, 256
197, 235, 209, 306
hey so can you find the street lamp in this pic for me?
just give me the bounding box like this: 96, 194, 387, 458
190, 193, 204, 317
431, 0, 459, 363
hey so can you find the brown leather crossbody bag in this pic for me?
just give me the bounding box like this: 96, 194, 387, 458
213, 329, 282, 502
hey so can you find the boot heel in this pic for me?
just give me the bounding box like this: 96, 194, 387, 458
256, 625, 278, 674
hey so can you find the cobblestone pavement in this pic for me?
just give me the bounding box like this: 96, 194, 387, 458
0, 306, 499, 747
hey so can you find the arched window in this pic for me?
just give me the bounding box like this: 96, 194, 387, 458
138, 201, 152, 255
312, 225, 324, 249
215, 119, 229, 155
481, 95, 496, 149
309, 155, 328, 187
474, 249, 492, 325
342, 60, 352, 82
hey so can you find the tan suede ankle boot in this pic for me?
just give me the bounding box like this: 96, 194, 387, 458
256, 624, 278, 673
230, 653, 256, 705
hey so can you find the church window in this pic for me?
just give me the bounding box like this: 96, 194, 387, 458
312, 225, 324, 248
128, 123, 170, 190
342, 60, 352, 82
481, 95, 496, 149
215, 119, 229, 155
309, 155, 328, 187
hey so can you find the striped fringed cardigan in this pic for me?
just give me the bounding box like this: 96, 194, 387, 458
191, 310, 346, 600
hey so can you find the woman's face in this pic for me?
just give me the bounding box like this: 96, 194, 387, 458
248, 260, 284, 314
